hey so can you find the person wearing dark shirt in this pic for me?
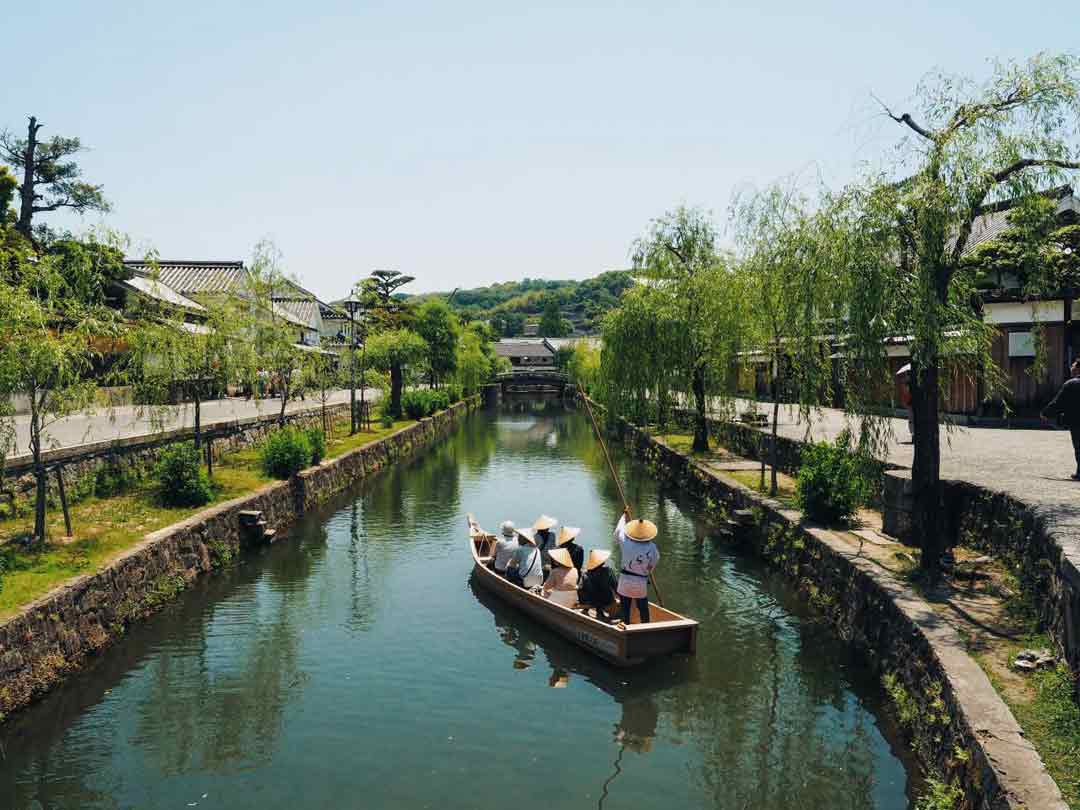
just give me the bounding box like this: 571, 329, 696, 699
555, 526, 585, 573
1041, 359, 1080, 479
578, 549, 618, 622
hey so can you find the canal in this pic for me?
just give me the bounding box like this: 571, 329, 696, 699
1, 403, 915, 809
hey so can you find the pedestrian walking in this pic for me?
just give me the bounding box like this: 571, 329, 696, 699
1041, 359, 1080, 480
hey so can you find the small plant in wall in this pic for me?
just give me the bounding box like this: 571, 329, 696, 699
915, 776, 963, 810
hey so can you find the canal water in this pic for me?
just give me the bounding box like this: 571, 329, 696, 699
1, 403, 915, 809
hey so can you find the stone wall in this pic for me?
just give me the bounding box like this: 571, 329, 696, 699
0, 397, 479, 721
615, 416, 1067, 810
1, 402, 352, 519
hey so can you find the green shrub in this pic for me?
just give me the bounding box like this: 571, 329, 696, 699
379, 405, 395, 428
796, 430, 870, 525
429, 389, 450, 412
305, 427, 326, 464
260, 428, 312, 479
155, 443, 214, 507
401, 389, 433, 419
444, 383, 463, 404
94, 462, 141, 498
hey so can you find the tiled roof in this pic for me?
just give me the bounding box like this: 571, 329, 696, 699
958, 186, 1077, 257
495, 340, 555, 358
123, 260, 247, 295
272, 298, 320, 329
121, 274, 206, 312
270, 301, 312, 329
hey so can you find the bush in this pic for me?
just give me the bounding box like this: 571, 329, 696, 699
796, 431, 870, 525
95, 462, 141, 498
260, 427, 313, 479
444, 383, 463, 404
155, 443, 214, 507
429, 389, 451, 412
401, 389, 432, 419
305, 427, 326, 464
380, 407, 395, 428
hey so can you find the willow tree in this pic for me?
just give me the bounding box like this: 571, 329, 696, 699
249, 240, 306, 426
627, 206, 746, 451
841, 53, 1080, 576
366, 329, 427, 416
733, 183, 837, 495
0, 249, 122, 543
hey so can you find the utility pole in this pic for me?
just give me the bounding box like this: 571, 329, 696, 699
343, 295, 364, 434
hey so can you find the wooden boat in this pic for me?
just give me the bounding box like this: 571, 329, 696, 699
467, 515, 698, 667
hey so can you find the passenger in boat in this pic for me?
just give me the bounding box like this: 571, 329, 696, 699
578, 549, 618, 622
532, 514, 558, 573
542, 548, 579, 608
555, 526, 585, 572
506, 527, 544, 590
614, 508, 660, 624
493, 520, 520, 575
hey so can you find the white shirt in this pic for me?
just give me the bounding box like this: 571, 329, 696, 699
509, 544, 544, 589
494, 536, 519, 572
614, 515, 659, 599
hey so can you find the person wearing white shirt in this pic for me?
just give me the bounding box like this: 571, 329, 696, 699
506, 527, 544, 589
613, 508, 660, 624
493, 520, 520, 575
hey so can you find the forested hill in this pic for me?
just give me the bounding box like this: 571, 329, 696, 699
410, 270, 633, 336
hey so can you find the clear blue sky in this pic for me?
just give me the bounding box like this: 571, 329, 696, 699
6, 1, 1077, 298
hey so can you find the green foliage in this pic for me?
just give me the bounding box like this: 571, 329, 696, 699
260, 427, 313, 479
796, 431, 870, 524
305, 427, 326, 464
48, 237, 130, 307
414, 298, 460, 385
366, 328, 429, 416
400, 388, 453, 419
0, 166, 17, 225
454, 323, 497, 394
155, 443, 214, 507
379, 405, 395, 428
538, 296, 570, 337
914, 778, 963, 810
94, 462, 141, 498
564, 340, 601, 393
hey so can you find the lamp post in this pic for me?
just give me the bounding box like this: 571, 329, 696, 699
343, 296, 363, 434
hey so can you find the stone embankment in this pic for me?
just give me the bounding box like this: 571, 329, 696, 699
0, 397, 478, 721
616, 414, 1066, 810
2, 401, 353, 518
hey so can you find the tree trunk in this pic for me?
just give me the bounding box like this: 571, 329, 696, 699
691, 365, 708, 453
770, 394, 780, 497
16, 117, 39, 239
278, 380, 288, 426
29, 401, 46, 545
912, 360, 944, 577
390, 363, 403, 417
193, 394, 202, 452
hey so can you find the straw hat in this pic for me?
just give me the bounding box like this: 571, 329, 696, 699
500, 520, 516, 538
533, 515, 558, 531
555, 526, 581, 546
548, 547, 573, 568
624, 518, 658, 543
515, 527, 537, 545
585, 548, 612, 571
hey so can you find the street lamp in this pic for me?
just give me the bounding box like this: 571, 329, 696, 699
342, 295, 364, 434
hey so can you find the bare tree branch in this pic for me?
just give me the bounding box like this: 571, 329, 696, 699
873, 93, 935, 141
992, 157, 1080, 184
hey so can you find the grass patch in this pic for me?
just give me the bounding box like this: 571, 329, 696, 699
727, 468, 798, 505
977, 636, 1080, 809
0, 414, 417, 620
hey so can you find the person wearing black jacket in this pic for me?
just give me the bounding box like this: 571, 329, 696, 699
1041, 359, 1080, 479
555, 526, 585, 573
578, 549, 618, 621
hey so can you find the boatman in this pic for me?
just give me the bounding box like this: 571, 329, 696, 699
613, 507, 659, 625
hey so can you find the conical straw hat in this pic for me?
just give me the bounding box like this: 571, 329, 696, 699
556, 526, 581, 546
548, 547, 573, 568
515, 527, 537, 545
533, 515, 558, 531
585, 548, 612, 571
624, 518, 658, 542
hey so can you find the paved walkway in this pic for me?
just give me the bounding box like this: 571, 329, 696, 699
4, 389, 378, 462
729, 398, 1080, 572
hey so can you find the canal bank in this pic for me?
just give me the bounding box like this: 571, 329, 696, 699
1, 402, 915, 810
0, 396, 480, 722
610, 410, 1066, 810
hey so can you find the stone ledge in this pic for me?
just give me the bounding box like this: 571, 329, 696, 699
0, 396, 480, 721
617, 418, 1066, 810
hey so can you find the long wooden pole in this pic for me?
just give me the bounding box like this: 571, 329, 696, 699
577, 386, 664, 607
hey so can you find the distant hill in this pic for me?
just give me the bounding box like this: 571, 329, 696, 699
411, 270, 633, 336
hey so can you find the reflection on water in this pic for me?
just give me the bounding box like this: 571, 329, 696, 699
0, 401, 915, 809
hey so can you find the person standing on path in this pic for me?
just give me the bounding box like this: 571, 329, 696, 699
1041, 359, 1080, 479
